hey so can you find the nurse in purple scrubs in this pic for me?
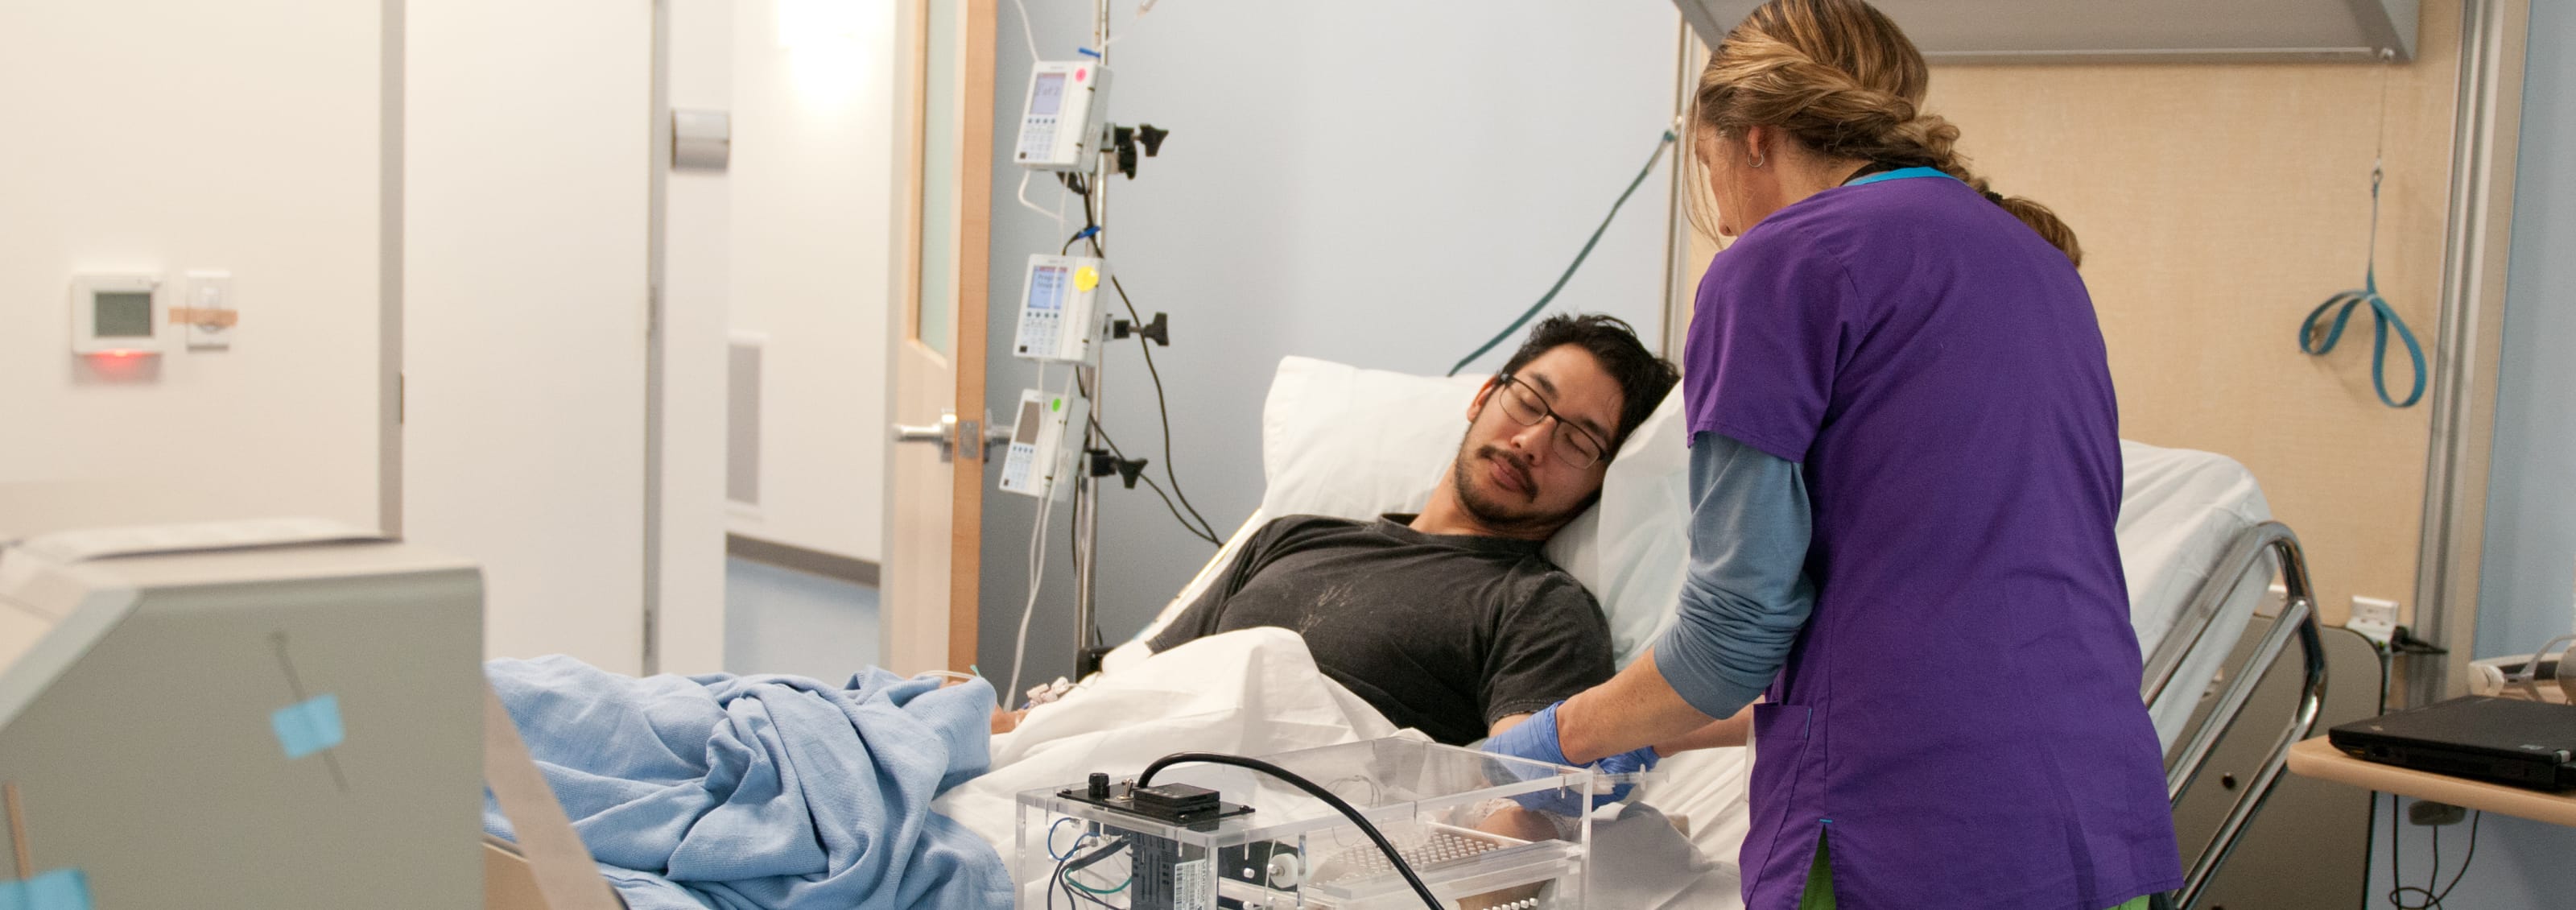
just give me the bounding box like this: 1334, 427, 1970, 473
1483, 1, 2181, 907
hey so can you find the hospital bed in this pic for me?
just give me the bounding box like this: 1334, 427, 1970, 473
998, 355, 2328, 908
462, 354, 2328, 909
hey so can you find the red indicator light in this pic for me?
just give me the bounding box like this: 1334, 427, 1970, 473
1075, 68, 1087, 82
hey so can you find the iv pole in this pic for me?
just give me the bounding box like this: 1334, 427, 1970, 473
1069, 0, 1112, 676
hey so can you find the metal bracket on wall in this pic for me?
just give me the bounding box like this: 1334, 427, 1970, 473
672, 109, 730, 171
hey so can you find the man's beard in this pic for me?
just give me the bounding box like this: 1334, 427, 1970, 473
1448, 439, 1571, 536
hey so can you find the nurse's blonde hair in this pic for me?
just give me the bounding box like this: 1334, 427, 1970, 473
1684, 0, 2083, 267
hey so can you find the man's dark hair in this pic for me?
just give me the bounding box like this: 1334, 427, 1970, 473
1494, 313, 1679, 457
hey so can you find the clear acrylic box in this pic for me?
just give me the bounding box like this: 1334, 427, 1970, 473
1015, 737, 1596, 909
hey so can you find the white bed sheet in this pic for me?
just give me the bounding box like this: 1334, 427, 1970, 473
2118, 440, 2275, 747
949, 629, 1734, 907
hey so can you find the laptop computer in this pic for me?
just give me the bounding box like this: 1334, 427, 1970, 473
2329, 696, 2576, 791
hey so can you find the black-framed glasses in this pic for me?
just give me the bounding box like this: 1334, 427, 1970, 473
1493, 373, 1610, 469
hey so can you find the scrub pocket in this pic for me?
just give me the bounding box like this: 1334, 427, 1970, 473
1743, 702, 1817, 891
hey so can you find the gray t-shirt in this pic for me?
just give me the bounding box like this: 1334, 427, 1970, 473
1146, 514, 1614, 745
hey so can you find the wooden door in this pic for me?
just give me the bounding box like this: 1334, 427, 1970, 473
883, 0, 993, 675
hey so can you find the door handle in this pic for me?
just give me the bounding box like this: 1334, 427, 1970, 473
892, 412, 960, 463
894, 410, 1018, 464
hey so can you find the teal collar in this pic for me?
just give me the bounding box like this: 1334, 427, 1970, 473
1843, 166, 1955, 187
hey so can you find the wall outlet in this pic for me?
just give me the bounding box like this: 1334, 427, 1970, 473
2349, 596, 2401, 645
183, 270, 234, 350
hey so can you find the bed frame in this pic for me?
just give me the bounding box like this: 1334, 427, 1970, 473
2138, 520, 2330, 910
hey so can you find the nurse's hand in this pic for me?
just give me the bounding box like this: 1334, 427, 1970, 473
1482, 703, 1659, 816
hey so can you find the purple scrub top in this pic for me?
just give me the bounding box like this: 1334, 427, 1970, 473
1683, 172, 2182, 908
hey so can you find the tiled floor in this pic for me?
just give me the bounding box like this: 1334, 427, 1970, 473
723, 556, 881, 680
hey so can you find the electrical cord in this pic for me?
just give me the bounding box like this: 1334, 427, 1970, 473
1445, 128, 1676, 377
1050, 835, 1129, 909
1046, 817, 1084, 861
1071, 328, 1223, 544
1077, 379, 1220, 543
1137, 752, 1446, 910
1098, 270, 1223, 544
1071, 201, 1222, 544
1090, 416, 1223, 545
2431, 811, 2483, 907
1062, 838, 1130, 896
2386, 795, 2487, 909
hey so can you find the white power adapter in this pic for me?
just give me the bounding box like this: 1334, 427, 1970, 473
2347, 596, 2400, 646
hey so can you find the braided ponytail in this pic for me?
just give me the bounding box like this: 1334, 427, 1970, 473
1690, 0, 2083, 266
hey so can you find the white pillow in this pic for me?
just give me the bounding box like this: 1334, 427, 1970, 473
1254, 357, 1492, 521
1238, 355, 1690, 665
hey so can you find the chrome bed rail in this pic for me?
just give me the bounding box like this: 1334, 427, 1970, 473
2139, 521, 2329, 910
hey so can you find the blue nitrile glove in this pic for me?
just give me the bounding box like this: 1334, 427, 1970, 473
1482, 702, 1575, 767
1481, 702, 1659, 816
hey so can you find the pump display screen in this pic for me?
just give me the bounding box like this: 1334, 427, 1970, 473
1013, 399, 1044, 445
1030, 72, 1066, 117
94, 292, 152, 337
1026, 266, 1067, 311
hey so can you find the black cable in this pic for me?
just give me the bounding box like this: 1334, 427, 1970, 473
2428, 812, 2442, 904
1054, 840, 1126, 909
1443, 129, 1676, 377
2387, 796, 2487, 910
1074, 328, 1223, 544
1099, 271, 1224, 544
1137, 752, 1446, 910
2386, 796, 2404, 906
2431, 811, 2483, 906
1089, 415, 1222, 544
1071, 188, 1225, 545
1050, 842, 1070, 910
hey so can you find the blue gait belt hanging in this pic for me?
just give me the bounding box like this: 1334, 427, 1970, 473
2298, 163, 2426, 408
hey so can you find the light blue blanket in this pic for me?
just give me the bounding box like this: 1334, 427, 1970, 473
484, 656, 1011, 910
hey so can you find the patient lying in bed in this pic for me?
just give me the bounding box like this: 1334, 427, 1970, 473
1063, 315, 1678, 746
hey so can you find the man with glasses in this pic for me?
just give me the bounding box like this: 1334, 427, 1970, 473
1143, 314, 1680, 746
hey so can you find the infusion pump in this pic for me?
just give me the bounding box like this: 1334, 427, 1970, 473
1014, 61, 1112, 171
1013, 254, 1108, 364
999, 387, 1082, 501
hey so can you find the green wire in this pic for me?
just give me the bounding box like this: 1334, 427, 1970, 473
1065, 874, 1129, 895
1445, 128, 1678, 377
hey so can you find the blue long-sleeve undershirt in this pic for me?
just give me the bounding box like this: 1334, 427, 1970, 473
1651, 431, 1818, 720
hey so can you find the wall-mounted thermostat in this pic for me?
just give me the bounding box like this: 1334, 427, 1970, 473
1013, 254, 1107, 364
1013, 61, 1112, 172
68, 274, 166, 356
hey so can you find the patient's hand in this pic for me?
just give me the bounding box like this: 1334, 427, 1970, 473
1462, 806, 1554, 909
1475, 804, 1559, 842
989, 706, 1030, 734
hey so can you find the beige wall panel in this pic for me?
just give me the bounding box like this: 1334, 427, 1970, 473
1674, 2, 2462, 627
1917, 5, 2462, 626
1937, 6, 2462, 623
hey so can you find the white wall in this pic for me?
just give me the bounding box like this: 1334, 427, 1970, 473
720, 0, 899, 565
974, 2, 1683, 683
658, 0, 739, 675
0, 1, 384, 539
403, 0, 653, 672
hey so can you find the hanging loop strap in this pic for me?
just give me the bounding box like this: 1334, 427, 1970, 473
2298, 286, 2425, 408
2298, 156, 2425, 408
